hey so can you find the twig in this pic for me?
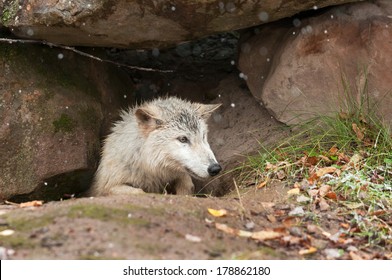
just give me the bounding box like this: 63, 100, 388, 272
0, 37, 174, 73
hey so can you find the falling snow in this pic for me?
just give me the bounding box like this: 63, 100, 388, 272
258, 12, 269, 22
239, 72, 248, 80
58, 53, 64, 59
230, 60, 235, 65
26, 28, 34, 36
293, 18, 301, 27
230, 103, 235, 108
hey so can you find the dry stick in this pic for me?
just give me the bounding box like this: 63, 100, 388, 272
0, 38, 173, 73
233, 178, 248, 220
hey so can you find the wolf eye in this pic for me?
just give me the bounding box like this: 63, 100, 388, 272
177, 136, 189, 143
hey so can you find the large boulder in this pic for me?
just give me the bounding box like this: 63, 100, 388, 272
238, 0, 392, 125
0, 44, 133, 201
1, 0, 362, 48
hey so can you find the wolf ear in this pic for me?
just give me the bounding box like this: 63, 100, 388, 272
135, 107, 163, 135
195, 103, 222, 119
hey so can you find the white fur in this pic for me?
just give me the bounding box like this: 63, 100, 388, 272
88, 97, 221, 196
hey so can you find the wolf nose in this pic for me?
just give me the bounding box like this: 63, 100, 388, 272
208, 163, 222, 176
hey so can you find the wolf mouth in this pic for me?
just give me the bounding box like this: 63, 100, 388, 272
185, 167, 206, 180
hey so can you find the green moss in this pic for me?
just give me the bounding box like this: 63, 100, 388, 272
6, 214, 56, 232
234, 247, 288, 260
0, 235, 37, 249
67, 204, 150, 226
53, 113, 76, 133
79, 254, 123, 260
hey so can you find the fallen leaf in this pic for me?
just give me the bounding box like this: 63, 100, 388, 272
340, 223, 350, 229
296, 195, 310, 203
329, 146, 339, 155
287, 188, 300, 196
207, 208, 228, 217
306, 156, 319, 166
266, 214, 277, 223
215, 223, 251, 237
370, 210, 386, 216
319, 198, 330, 211
339, 112, 350, 120
0, 229, 15, 236
282, 217, 298, 227
307, 173, 319, 184
251, 230, 282, 241
215, 223, 236, 234
307, 189, 319, 198
349, 251, 363, 260
319, 185, 332, 197
256, 179, 268, 189
324, 248, 342, 259
352, 123, 364, 141
306, 224, 318, 233
20, 200, 44, 208
299, 247, 317, 255
325, 191, 337, 200
316, 166, 337, 177
288, 206, 305, 217
185, 234, 201, 243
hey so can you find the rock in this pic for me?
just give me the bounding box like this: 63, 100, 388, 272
0, 44, 133, 201
1, 0, 363, 48
238, 0, 392, 126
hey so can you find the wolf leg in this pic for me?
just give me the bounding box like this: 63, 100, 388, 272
109, 184, 145, 195
174, 174, 195, 195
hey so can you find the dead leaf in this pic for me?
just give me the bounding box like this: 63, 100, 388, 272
319, 185, 332, 197
282, 217, 298, 227
325, 191, 337, 200
370, 210, 386, 216
306, 224, 318, 233
185, 234, 201, 243
316, 166, 337, 177
215, 223, 251, 237
20, 200, 43, 208
251, 230, 282, 241
207, 208, 228, 217
308, 189, 319, 198
319, 198, 330, 211
287, 188, 300, 196
329, 146, 339, 155
306, 156, 319, 166
352, 123, 364, 141
349, 251, 363, 260
256, 179, 268, 189
299, 247, 317, 255
266, 214, 277, 223
339, 112, 350, 120
307, 172, 319, 184
340, 223, 350, 229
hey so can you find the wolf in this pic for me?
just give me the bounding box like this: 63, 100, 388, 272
89, 96, 222, 196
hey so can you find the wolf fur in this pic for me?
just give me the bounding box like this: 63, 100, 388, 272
89, 96, 222, 196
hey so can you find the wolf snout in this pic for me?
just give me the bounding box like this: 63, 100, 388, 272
207, 163, 222, 176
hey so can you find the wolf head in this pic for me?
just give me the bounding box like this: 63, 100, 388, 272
134, 97, 222, 179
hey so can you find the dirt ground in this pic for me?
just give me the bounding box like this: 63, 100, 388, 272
0, 183, 291, 260
1, 180, 387, 260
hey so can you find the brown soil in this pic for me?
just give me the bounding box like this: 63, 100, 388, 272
0, 183, 292, 260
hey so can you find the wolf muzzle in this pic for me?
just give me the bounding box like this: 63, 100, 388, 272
208, 163, 222, 176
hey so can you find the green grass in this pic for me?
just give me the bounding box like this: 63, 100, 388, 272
239, 70, 392, 248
